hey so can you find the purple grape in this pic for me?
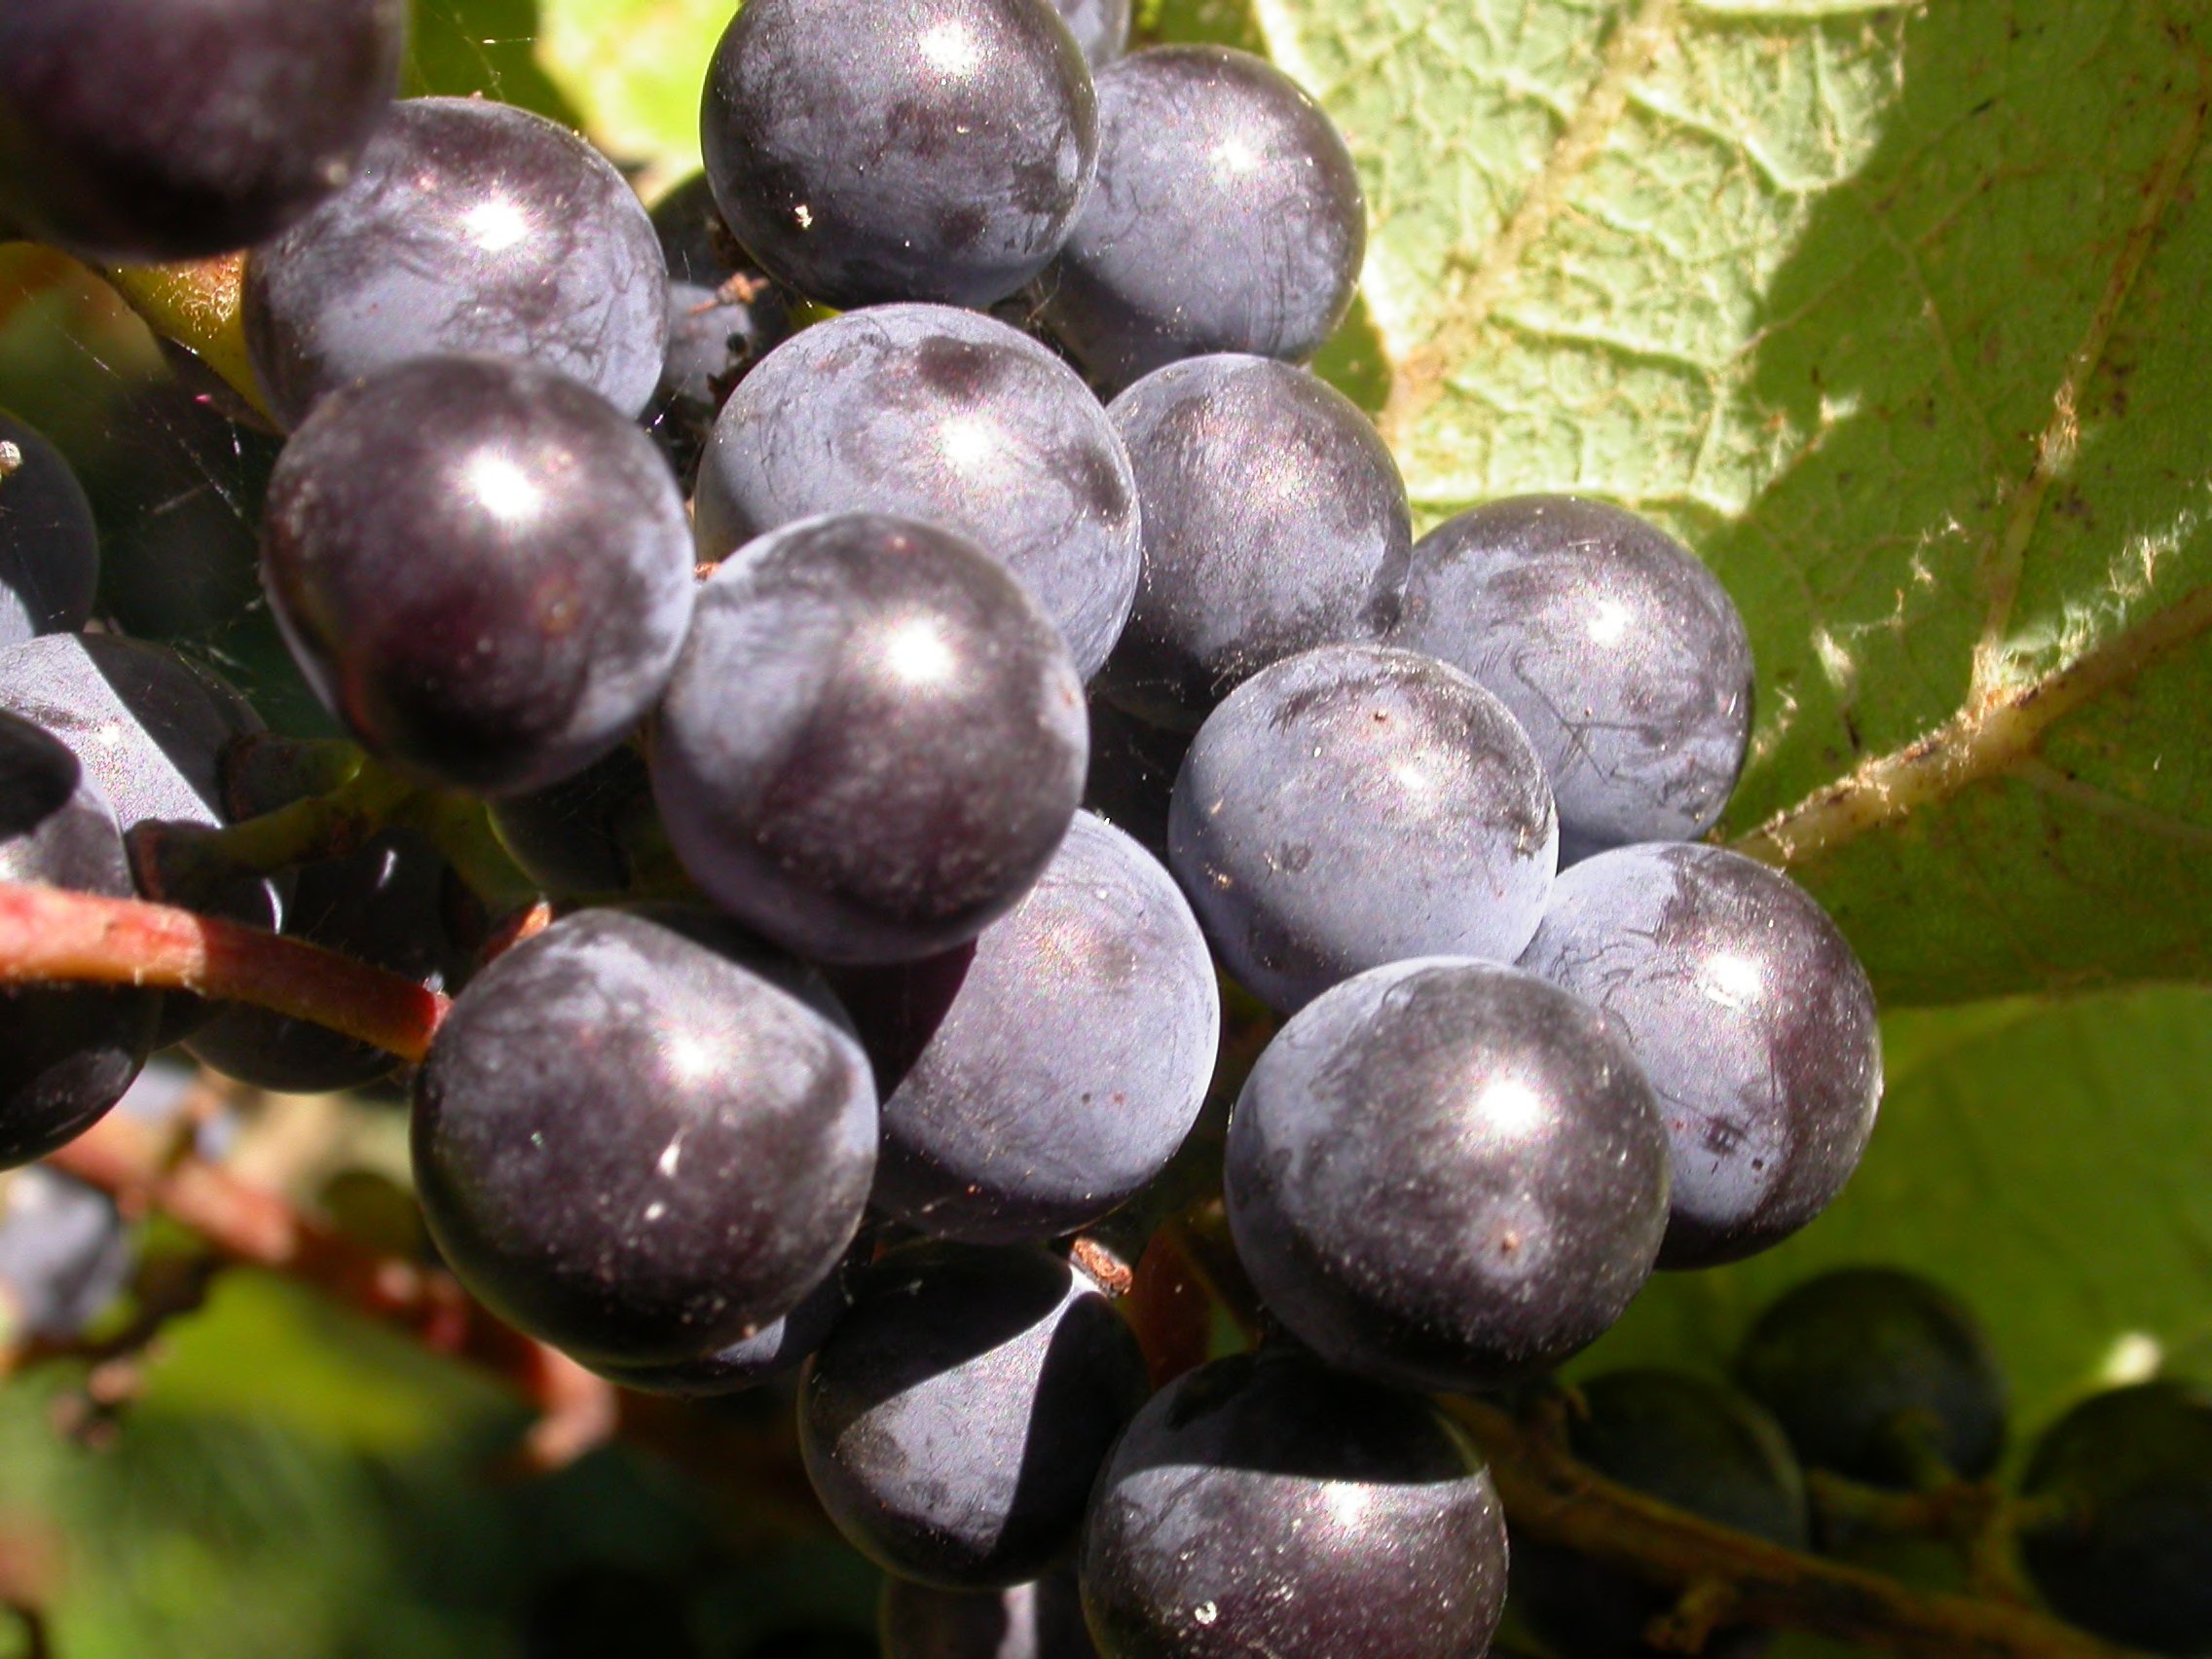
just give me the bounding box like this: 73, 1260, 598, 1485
881, 1569, 1096, 1659
0, 412, 98, 647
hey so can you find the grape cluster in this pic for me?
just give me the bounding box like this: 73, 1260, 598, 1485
2, 2, 2190, 1656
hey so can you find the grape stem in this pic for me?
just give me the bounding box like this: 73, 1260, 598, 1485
0, 882, 447, 1060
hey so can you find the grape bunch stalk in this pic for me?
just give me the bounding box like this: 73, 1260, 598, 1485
0, 2, 2191, 1656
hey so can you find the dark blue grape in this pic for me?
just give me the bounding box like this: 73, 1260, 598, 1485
651, 513, 1087, 965
798, 1241, 1148, 1588
1518, 843, 1880, 1269
1037, 49, 1363, 390
244, 97, 668, 428
1079, 1347, 1507, 1659
881, 1568, 1096, 1659
260, 354, 695, 798
0, 710, 160, 1165
1096, 355, 1409, 729
699, 0, 1097, 310
0, 1167, 134, 1342
692, 305, 1141, 681
645, 174, 793, 483
2019, 1381, 2212, 1655
186, 830, 464, 1094
0, 0, 405, 262
587, 1241, 858, 1398
834, 811, 1218, 1243
1391, 497, 1753, 854
489, 742, 654, 896
1511, 1369, 1807, 1659
1734, 1269, 2007, 1489
0, 412, 97, 647
1226, 958, 1669, 1391
412, 904, 877, 1366
1051, 0, 1130, 70
1170, 645, 1557, 1013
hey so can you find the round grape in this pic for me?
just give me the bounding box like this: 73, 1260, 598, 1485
260, 354, 695, 798
1079, 1347, 1506, 1659
1096, 355, 1409, 729
651, 512, 1087, 965
0, 0, 405, 262
1518, 843, 1880, 1268
798, 1242, 1149, 1588
1391, 497, 1753, 854
1225, 957, 1669, 1391
0, 411, 98, 648
588, 1243, 859, 1398
1170, 645, 1557, 1013
882, 1569, 1095, 1659
835, 812, 1219, 1243
1052, 0, 1131, 70
1733, 1268, 2007, 1489
244, 96, 669, 428
699, 0, 1097, 310
412, 904, 877, 1367
1038, 48, 1364, 389
691, 305, 1141, 681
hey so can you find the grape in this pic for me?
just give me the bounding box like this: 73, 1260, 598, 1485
412, 904, 877, 1367
1095, 355, 1410, 729
1051, 0, 1131, 70
1078, 1347, 1507, 1659
186, 830, 464, 1094
588, 1241, 859, 1398
0, 634, 283, 1045
651, 513, 1087, 965
243, 97, 669, 429
1511, 1369, 1808, 1659
0, 711, 160, 1165
1517, 844, 1881, 1268
833, 811, 1219, 1243
691, 305, 1142, 681
1169, 645, 1557, 1013
0, 1167, 133, 1342
699, 0, 1097, 311
1082, 694, 1190, 861
1733, 1268, 2007, 1488
0, 411, 98, 647
2018, 1380, 2212, 1655
1037, 49, 1364, 390
1390, 497, 1754, 855
799, 1241, 1148, 1588
489, 743, 655, 897
1225, 957, 1669, 1391
0, 0, 404, 262
260, 354, 695, 798
645, 174, 793, 484
881, 1568, 1095, 1659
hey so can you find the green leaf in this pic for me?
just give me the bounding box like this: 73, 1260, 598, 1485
1580, 983, 2212, 1442
533, 0, 731, 185
1249, 0, 2212, 1002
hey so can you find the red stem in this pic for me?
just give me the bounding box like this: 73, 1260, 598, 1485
0, 883, 447, 1061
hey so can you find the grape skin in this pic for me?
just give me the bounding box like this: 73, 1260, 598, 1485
836, 811, 1220, 1244
651, 513, 1088, 966
244, 97, 670, 429
588, 1245, 857, 1398
881, 1568, 1096, 1659
260, 354, 696, 799
1225, 957, 1670, 1391
1038, 48, 1365, 390
1170, 645, 1557, 1013
0, 0, 405, 262
1391, 496, 1754, 855
1518, 843, 1881, 1269
0, 711, 160, 1165
0, 412, 98, 648
412, 905, 878, 1367
692, 305, 1142, 681
0, 1168, 134, 1341
700, 0, 1097, 311
1079, 1348, 1507, 1659
1051, 0, 1132, 70
798, 1242, 1149, 1589
1097, 355, 1410, 730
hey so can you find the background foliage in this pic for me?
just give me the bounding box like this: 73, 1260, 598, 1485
0, 0, 2206, 1652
